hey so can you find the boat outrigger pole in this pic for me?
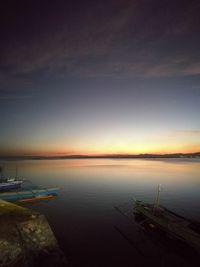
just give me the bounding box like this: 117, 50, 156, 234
0, 165, 5, 179
153, 184, 161, 213
15, 166, 18, 180
0, 166, 2, 179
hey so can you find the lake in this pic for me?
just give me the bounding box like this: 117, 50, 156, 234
1, 158, 200, 266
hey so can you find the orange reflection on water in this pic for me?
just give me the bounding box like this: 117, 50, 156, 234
2, 158, 200, 188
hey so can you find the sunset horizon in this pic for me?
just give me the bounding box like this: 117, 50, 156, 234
1, 148, 200, 158
1, 2, 200, 159
0, 1, 200, 266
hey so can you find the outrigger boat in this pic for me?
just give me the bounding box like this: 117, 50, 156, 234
0, 187, 59, 202
18, 194, 55, 203
0, 180, 23, 191
0, 166, 23, 191
0, 166, 59, 202
134, 185, 200, 254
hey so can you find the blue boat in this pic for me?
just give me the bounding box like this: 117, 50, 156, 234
0, 187, 59, 201
0, 180, 23, 191
0, 166, 23, 191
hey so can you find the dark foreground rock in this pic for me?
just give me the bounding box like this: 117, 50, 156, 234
0, 200, 68, 267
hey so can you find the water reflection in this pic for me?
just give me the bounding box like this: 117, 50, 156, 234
0, 158, 200, 266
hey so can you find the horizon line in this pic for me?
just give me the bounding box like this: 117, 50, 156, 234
0, 151, 200, 159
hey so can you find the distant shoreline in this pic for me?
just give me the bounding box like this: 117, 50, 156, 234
0, 152, 200, 161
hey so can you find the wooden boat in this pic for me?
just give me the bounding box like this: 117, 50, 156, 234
18, 194, 55, 203
0, 166, 23, 191
133, 185, 200, 254
0, 187, 59, 202
0, 180, 23, 191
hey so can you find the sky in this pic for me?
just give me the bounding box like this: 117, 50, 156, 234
0, 0, 200, 156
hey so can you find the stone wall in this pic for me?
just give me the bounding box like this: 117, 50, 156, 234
0, 200, 68, 267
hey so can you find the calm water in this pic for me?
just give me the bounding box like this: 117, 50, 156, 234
1, 158, 200, 266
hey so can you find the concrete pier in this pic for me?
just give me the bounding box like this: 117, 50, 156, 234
0, 200, 68, 267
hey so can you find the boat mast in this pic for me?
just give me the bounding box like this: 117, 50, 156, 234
0, 165, 5, 179
0, 166, 2, 179
15, 166, 18, 180
154, 184, 161, 212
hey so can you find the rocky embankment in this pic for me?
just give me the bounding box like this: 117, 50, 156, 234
0, 200, 68, 267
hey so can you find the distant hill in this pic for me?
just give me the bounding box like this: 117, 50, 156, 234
0, 152, 200, 160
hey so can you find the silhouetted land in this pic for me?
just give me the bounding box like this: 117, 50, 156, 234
0, 152, 200, 161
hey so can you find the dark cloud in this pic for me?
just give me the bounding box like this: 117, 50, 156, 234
0, 0, 200, 82
0, 94, 32, 100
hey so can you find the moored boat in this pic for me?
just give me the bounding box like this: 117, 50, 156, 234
18, 194, 55, 203
0, 180, 23, 191
133, 185, 200, 254
0, 187, 59, 202
0, 166, 23, 191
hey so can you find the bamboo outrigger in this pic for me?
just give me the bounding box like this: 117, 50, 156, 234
0, 187, 59, 202
134, 185, 200, 254
17, 194, 55, 203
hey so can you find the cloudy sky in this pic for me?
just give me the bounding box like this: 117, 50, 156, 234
0, 0, 200, 156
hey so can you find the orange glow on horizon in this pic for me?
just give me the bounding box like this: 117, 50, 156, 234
0, 143, 200, 157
